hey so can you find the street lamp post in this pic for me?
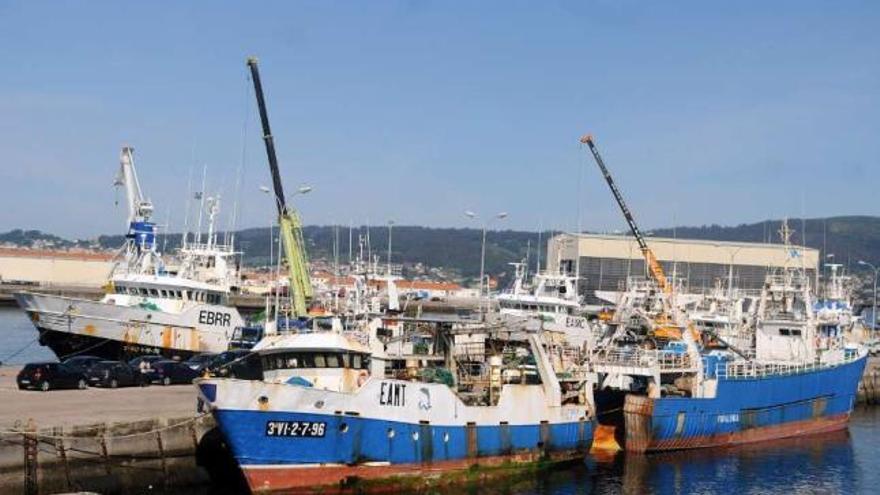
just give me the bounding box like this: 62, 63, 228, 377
726, 246, 744, 300
465, 210, 508, 317
858, 260, 878, 331
387, 220, 394, 277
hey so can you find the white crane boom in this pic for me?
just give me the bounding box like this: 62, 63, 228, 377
115, 146, 153, 225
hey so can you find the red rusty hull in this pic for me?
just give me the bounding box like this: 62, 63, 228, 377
242, 449, 583, 494
623, 393, 851, 453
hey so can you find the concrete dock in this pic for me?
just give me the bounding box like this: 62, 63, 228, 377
0, 366, 199, 429
0, 366, 220, 494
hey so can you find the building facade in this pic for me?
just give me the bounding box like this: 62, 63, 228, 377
0, 248, 114, 287
546, 233, 819, 304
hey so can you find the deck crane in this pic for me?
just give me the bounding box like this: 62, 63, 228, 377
247, 57, 313, 318
580, 134, 685, 341
114, 146, 159, 273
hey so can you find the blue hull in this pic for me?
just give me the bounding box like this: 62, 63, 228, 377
214, 409, 594, 466
624, 355, 867, 452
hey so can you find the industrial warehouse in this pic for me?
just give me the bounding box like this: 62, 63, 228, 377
546, 233, 820, 304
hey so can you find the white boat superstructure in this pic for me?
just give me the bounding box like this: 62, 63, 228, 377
495, 262, 600, 350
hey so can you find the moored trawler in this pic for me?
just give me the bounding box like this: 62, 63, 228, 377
15, 147, 247, 361
580, 135, 868, 452
496, 260, 601, 350
198, 322, 596, 493
603, 260, 867, 452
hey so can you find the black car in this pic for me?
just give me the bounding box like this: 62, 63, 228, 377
184, 353, 217, 373
86, 361, 147, 388
62, 355, 104, 373
206, 350, 262, 380
17, 362, 87, 391
146, 360, 200, 386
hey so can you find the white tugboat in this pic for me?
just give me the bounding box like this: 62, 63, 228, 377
15, 146, 246, 361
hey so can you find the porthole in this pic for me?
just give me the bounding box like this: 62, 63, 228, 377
339, 423, 349, 433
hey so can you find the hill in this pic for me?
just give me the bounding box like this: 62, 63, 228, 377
3, 216, 878, 284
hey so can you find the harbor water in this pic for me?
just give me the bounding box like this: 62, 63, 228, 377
0, 307, 54, 365
2, 307, 879, 494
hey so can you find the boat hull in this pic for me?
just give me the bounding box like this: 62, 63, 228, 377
200, 378, 594, 493
35, 326, 197, 361
240, 449, 583, 494
15, 291, 242, 360
623, 354, 867, 453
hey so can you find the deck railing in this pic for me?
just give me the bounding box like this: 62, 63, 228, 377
716, 349, 861, 380
590, 348, 694, 371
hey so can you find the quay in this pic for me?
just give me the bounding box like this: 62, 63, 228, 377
857, 356, 880, 405
0, 366, 219, 494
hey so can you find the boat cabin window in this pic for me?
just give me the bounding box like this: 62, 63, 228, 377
261, 351, 370, 371
139, 288, 148, 296
779, 328, 802, 337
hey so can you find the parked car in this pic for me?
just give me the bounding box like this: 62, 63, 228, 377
145, 360, 200, 386
17, 362, 86, 391
184, 353, 217, 372
86, 361, 146, 388
205, 350, 262, 380
62, 355, 104, 373
128, 355, 166, 373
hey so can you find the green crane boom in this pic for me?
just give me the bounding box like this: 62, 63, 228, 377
247, 57, 313, 317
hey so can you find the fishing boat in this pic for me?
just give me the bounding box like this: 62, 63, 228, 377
496, 261, 601, 350
591, 223, 867, 452
198, 319, 595, 492
15, 147, 247, 361
579, 135, 867, 452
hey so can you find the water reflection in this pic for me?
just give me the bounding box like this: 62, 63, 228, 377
497, 427, 860, 495
610, 430, 854, 495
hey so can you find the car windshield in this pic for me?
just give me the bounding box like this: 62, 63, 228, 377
23, 363, 53, 371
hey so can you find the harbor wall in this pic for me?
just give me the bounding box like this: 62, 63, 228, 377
0, 414, 217, 494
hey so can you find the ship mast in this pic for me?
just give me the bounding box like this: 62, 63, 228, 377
247, 57, 313, 317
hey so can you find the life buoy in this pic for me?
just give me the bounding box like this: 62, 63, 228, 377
357, 370, 369, 387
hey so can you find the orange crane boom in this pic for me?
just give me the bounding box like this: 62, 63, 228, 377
580, 134, 672, 297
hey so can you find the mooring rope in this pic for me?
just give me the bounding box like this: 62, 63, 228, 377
0, 412, 210, 441
0, 337, 39, 367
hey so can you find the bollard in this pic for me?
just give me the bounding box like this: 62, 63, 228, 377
98, 423, 111, 475
23, 419, 37, 495
156, 428, 169, 488
53, 425, 72, 489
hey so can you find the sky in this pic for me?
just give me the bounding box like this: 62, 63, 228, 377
0, 1, 878, 239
